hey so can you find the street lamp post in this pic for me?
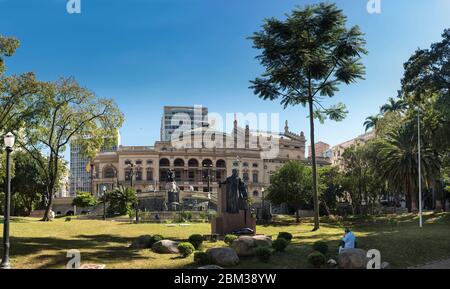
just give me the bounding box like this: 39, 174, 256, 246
102, 185, 107, 221
1, 132, 15, 269
127, 163, 139, 224
417, 108, 423, 228
203, 163, 213, 196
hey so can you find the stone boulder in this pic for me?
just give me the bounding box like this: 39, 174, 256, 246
232, 236, 256, 257
253, 235, 272, 248
232, 235, 272, 257
207, 247, 239, 267
338, 249, 369, 269
152, 240, 179, 254
198, 265, 223, 269
130, 235, 152, 249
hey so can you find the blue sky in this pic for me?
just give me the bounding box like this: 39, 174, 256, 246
1, 0, 449, 157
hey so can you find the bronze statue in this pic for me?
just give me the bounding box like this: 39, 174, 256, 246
222, 169, 248, 214
167, 169, 175, 183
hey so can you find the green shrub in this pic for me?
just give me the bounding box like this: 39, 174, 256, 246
272, 238, 289, 252
188, 234, 204, 249
277, 232, 293, 242
224, 234, 238, 246
308, 251, 326, 268
194, 251, 210, 265
255, 247, 272, 263
150, 234, 164, 246
178, 242, 195, 257
312, 241, 328, 255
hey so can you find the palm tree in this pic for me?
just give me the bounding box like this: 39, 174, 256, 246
377, 122, 440, 212
364, 115, 381, 132
380, 97, 407, 114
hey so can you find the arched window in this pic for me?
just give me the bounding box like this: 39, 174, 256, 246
202, 159, 213, 168
216, 159, 226, 168
188, 159, 199, 167
135, 160, 142, 165
124, 159, 132, 165
174, 158, 185, 167
243, 162, 249, 167
159, 158, 170, 167
124, 169, 132, 181
243, 172, 249, 182
103, 167, 116, 178
252, 172, 259, 183
253, 190, 259, 197
135, 168, 143, 181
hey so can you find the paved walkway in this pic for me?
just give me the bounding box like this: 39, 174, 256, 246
412, 258, 450, 269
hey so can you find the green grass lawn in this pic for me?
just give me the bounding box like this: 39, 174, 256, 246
1, 212, 449, 269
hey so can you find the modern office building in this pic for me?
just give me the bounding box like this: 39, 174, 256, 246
160, 106, 209, 141
69, 133, 121, 196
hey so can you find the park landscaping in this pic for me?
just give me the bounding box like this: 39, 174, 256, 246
1, 212, 449, 269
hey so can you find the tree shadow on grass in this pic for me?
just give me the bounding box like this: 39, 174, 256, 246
5, 234, 148, 269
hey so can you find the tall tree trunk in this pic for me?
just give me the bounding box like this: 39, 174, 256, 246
434, 175, 443, 212
409, 178, 418, 213
295, 209, 300, 223
308, 97, 320, 231
42, 187, 54, 221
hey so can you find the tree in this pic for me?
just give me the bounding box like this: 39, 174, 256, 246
18, 78, 124, 221
363, 115, 381, 132
380, 97, 407, 114
72, 191, 98, 208
10, 151, 46, 216
401, 28, 449, 211
266, 161, 313, 223
0, 35, 19, 76
249, 3, 367, 230
377, 121, 441, 212
318, 166, 345, 215
104, 186, 137, 217
1, 35, 42, 135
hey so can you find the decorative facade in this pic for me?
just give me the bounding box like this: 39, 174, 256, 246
91, 120, 331, 205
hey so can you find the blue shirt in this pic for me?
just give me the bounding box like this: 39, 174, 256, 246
342, 232, 356, 249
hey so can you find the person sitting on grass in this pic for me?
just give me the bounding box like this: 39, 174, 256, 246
339, 228, 356, 253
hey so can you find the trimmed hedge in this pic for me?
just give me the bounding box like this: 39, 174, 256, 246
312, 241, 328, 255
255, 247, 272, 263
277, 232, 293, 242
272, 238, 289, 252
150, 235, 164, 246
194, 251, 210, 265
178, 242, 195, 257
224, 234, 238, 246
308, 251, 326, 268
188, 234, 204, 249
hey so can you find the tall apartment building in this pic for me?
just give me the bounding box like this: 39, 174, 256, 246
160, 106, 209, 141
69, 133, 121, 196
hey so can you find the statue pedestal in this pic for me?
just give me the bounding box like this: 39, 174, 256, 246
211, 184, 256, 236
